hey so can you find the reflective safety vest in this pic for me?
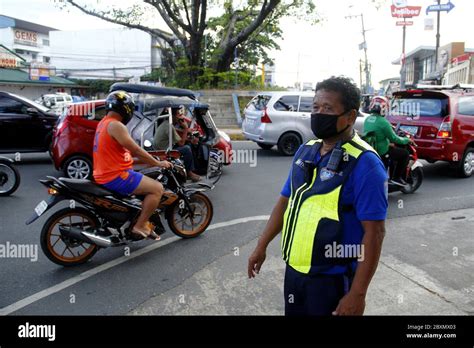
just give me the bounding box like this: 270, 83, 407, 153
281, 133, 377, 275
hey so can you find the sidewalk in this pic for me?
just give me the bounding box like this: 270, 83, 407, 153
220, 127, 245, 141
129, 208, 474, 315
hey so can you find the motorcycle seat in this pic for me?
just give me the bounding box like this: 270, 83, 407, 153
59, 178, 115, 197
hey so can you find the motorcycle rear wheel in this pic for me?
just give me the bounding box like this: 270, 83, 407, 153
40, 207, 99, 266
166, 192, 213, 238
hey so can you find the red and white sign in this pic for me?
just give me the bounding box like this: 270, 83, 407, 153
396, 20, 414, 26
0, 52, 21, 68
391, 5, 422, 18
13, 29, 38, 46
452, 53, 474, 66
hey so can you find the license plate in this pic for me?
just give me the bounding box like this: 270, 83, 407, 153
34, 200, 48, 217
246, 119, 256, 126
400, 125, 418, 136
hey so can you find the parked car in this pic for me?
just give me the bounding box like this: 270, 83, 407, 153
242, 91, 368, 155
51, 100, 106, 179
35, 93, 73, 115
0, 91, 58, 153
388, 85, 474, 177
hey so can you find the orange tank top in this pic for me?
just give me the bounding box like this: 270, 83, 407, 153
93, 116, 133, 184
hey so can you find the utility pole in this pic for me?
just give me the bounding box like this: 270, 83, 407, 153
434, 0, 441, 67
346, 13, 371, 94
400, 18, 407, 90
359, 59, 363, 89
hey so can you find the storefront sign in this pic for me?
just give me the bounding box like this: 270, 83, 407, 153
13, 29, 38, 46
391, 5, 422, 18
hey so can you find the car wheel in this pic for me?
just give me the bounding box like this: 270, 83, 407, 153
457, 147, 474, 178
257, 142, 274, 150
277, 133, 301, 156
64, 156, 92, 180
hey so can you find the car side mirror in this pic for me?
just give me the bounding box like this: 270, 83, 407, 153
26, 108, 40, 116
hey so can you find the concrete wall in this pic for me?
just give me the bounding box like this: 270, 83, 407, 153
197, 90, 258, 128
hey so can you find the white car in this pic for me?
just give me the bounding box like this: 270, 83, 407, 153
36, 93, 73, 114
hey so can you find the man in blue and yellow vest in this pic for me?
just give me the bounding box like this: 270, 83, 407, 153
248, 76, 388, 316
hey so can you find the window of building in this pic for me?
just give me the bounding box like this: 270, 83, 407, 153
32, 52, 37, 59
274, 95, 299, 112
43, 56, 50, 63
14, 49, 24, 55
42, 39, 50, 46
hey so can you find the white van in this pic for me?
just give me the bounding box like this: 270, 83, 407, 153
36, 93, 73, 114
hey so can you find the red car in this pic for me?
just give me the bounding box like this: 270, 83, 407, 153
388, 86, 474, 177
52, 100, 232, 179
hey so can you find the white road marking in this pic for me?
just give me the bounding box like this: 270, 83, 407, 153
0, 215, 270, 315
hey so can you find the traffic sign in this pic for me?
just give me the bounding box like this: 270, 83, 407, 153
396, 21, 414, 26
426, 1, 455, 15
391, 5, 422, 18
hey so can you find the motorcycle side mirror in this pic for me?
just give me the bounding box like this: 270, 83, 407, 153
395, 123, 400, 131
144, 140, 152, 148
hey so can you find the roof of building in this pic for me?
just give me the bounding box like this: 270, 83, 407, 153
0, 15, 57, 34
392, 46, 435, 65
0, 68, 78, 87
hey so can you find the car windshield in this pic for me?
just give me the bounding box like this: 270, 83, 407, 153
14, 94, 50, 113
390, 98, 448, 118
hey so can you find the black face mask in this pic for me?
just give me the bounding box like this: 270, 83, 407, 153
311, 111, 350, 139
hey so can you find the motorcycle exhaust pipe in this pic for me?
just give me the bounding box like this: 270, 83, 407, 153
59, 226, 112, 248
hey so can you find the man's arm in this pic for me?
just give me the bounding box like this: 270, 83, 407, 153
248, 196, 288, 278
381, 119, 410, 145
108, 121, 171, 168
175, 119, 188, 147
333, 220, 385, 315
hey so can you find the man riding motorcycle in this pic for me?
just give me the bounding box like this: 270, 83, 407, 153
93, 91, 172, 240
363, 96, 414, 186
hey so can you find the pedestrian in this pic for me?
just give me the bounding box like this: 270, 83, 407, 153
248, 76, 388, 316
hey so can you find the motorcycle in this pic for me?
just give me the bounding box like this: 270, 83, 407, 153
363, 126, 423, 194
26, 157, 214, 266
0, 156, 20, 196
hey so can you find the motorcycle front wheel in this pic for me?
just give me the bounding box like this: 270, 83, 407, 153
166, 192, 213, 238
0, 160, 20, 196
40, 207, 99, 266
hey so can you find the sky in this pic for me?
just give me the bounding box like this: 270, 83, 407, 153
1, 0, 472, 88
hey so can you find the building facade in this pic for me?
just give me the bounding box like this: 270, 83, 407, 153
392, 42, 474, 87
49, 28, 172, 80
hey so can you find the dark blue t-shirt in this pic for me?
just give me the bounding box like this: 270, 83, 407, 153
280, 145, 388, 274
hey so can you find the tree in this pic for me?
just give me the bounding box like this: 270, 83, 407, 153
63, 0, 318, 86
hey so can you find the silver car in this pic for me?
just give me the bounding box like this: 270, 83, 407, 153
243, 91, 368, 155
242, 92, 315, 155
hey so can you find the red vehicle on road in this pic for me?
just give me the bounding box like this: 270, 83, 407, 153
388, 85, 474, 177
52, 90, 232, 180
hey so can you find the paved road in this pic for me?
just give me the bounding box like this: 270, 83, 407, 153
0, 141, 473, 315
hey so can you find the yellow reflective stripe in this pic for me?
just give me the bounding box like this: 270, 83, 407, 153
281, 180, 308, 256
284, 167, 318, 263
343, 142, 364, 158
288, 186, 342, 274
306, 139, 319, 146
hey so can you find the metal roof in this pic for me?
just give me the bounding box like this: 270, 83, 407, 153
0, 15, 57, 34
0, 68, 78, 87
110, 83, 197, 99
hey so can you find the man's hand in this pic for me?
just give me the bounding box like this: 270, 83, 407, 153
159, 160, 173, 169
178, 117, 188, 129
248, 246, 266, 278
332, 291, 366, 316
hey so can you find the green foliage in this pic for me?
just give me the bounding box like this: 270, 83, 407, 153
71, 79, 121, 95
